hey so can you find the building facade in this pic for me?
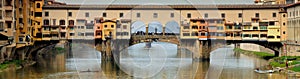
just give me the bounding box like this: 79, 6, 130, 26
0, 0, 297, 50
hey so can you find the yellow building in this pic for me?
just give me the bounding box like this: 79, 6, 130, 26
32, 0, 44, 41
267, 25, 281, 42
102, 20, 116, 40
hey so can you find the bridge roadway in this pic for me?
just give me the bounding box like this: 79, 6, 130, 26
0, 34, 284, 63
128, 34, 282, 60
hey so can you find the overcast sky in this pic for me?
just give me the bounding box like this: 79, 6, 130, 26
55, 0, 254, 5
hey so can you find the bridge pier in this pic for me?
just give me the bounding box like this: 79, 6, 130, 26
180, 39, 211, 61
16, 46, 30, 60
234, 43, 240, 48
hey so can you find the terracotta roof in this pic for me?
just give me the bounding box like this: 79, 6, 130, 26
43, 4, 285, 10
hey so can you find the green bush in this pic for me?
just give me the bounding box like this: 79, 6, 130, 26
0, 60, 24, 70
290, 66, 300, 72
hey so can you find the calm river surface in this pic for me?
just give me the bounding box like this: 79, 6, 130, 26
0, 42, 296, 79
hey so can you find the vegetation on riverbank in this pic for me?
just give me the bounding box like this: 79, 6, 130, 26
0, 60, 24, 70
54, 47, 66, 53
269, 56, 300, 68
233, 48, 275, 60
234, 48, 300, 72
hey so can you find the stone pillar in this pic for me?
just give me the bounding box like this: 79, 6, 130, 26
0, 46, 6, 63
16, 47, 27, 60
146, 24, 149, 37
105, 40, 112, 60
234, 43, 240, 48
163, 27, 166, 36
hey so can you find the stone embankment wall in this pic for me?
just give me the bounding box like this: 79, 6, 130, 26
240, 43, 274, 53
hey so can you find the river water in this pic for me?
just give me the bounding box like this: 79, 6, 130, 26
0, 42, 296, 79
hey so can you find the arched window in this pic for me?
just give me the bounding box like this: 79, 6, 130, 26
59, 20, 65, 25
68, 20, 74, 25
43, 19, 49, 25
36, 3, 41, 8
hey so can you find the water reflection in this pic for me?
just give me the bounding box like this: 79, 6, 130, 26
0, 42, 295, 79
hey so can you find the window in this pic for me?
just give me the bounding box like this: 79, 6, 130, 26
201, 33, 206, 36
192, 26, 198, 29
35, 12, 42, 17
123, 32, 129, 36
85, 32, 94, 36
103, 12, 107, 17
260, 26, 267, 30
238, 13, 242, 18
202, 26, 206, 29
217, 26, 223, 30
86, 26, 93, 29
6, 23, 11, 28
81, 26, 84, 29
183, 33, 190, 36
253, 26, 258, 30
70, 33, 75, 36
204, 13, 208, 18
170, 13, 174, 18
187, 13, 191, 18
183, 26, 189, 29
137, 13, 140, 18
78, 32, 84, 36
283, 31, 286, 34
153, 13, 158, 18
123, 25, 127, 29
43, 20, 49, 25
277, 36, 281, 38
283, 22, 286, 26
119, 13, 123, 18
191, 32, 198, 36
221, 13, 225, 18
283, 14, 286, 17
111, 25, 114, 28
59, 20, 65, 25
77, 20, 86, 24
269, 22, 275, 25
36, 3, 41, 8
255, 13, 259, 17
69, 20, 74, 25
217, 20, 223, 24
273, 13, 276, 17
68, 12, 72, 17
104, 25, 107, 28
260, 34, 267, 38
226, 26, 232, 29
45, 12, 49, 17
85, 12, 89, 17
53, 19, 56, 25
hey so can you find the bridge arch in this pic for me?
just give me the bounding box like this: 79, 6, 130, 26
207, 41, 283, 60
131, 21, 146, 34
148, 21, 163, 34
165, 20, 180, 35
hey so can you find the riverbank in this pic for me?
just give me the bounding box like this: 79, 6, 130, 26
0, 47, 66, 73
233, 48, 275, 60
0, 60, 35, 73
234, 48, 300, 73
